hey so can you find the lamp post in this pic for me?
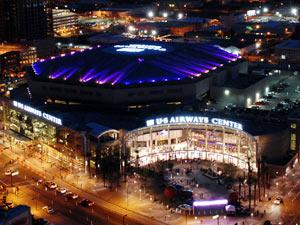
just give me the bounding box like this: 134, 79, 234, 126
126, 181, 129, 209
122, 214, 127, 225
212, 214, 220, 225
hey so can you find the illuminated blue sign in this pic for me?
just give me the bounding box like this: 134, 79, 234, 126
114, 44, 167, 53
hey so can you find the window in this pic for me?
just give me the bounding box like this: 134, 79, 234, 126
291, 123, 297, 129
290, 133, 296, 151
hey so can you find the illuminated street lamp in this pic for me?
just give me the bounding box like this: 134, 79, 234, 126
151, 30, 157, 36
178, 13, 183, 19
162, 12, 168, 18
128, 25, 135, 32
291, 8, 298, 16
212, 214, 220, 225
147, 10, 154, 18
263, 7, 268, 13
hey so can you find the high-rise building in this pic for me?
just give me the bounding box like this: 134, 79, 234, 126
0, 0, 47, 41
52, 8, 78, 34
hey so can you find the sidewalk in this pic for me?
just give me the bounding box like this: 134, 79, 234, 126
0, 134, 279, 225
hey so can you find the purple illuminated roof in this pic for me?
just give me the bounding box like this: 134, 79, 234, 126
32, 41, 240, 86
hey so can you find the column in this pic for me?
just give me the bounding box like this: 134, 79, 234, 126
168, 125, 171, 160
186, 127, 189, 160
222, 127, 226, 163
237, 131, 241, 168
205, 125, 208, 160
150, 127, 153, 163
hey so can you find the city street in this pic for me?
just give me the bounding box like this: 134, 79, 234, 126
1, 132, 300, 225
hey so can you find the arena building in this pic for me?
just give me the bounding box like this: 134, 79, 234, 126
0, 97, 293, 176
28, 41, 246, 107
125, 114, 290, 173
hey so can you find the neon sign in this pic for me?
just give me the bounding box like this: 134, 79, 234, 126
114, 44, 167, 53
146, 116, 243, 130
13, 101, 62, 126
193, 199, 228, 207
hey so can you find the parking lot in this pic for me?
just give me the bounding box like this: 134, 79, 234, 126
254, 71, 300, 112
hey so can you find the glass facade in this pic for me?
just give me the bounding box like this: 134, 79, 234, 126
126, 124, 257, 171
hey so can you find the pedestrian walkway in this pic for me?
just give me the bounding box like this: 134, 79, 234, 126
0, 134, 286, 225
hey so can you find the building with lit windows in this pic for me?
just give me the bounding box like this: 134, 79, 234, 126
52, 9, 78, 33
0, 97, 294, 176
126, 114, 289, 173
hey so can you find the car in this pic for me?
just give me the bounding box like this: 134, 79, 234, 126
56, 187, 67, 194
178, 204, 192, 211
45, 182, 57, 189
4, 170, 12, 176
5, 202, 14, 209
42, 206, 55, 214
273, 197, 283, 205
37, 179, 43, 183
66, 192, 79, 199
5, 170, 19, 176
79, 199, 94, 207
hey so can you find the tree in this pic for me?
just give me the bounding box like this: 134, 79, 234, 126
99, 146, 122, 189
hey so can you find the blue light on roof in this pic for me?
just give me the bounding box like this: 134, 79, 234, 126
32, 42, 240, 86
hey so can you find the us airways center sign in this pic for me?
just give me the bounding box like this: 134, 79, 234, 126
146, 116, 243, 131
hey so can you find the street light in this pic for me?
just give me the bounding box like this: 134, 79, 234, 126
162, 12, 168, 18
123, 214, 127, 225
151, 30, 157, 36
128, 25, 135, 32
178, 13, 183, 19
147, 11, 154, 18
291, 8, 298, 16
212, 214, 220, 225
263, 7, 268, 13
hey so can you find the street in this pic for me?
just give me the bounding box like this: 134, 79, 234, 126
1, 132, 300, 225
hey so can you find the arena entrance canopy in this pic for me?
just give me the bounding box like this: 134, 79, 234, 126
126, 114, 258, 172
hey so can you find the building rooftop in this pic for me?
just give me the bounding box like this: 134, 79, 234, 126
0, 205, 30, 222
275, 39, 300, 50
0, 44, 34, 55
31, 41, 240, 87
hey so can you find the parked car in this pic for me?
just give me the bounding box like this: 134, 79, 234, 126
273, 197, 283, 205
44, 181, 57, 189
56, 187, 67, 194
79, 199, 94, 207
178, 204, 192, 211
5, 170, 12, 176
6, 202, 14, 209
66, 192, 79, 199
5, 170, 18, 176
42, 206, 55, 214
